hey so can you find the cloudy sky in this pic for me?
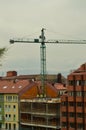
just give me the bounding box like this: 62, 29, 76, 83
0, 0, 86, 77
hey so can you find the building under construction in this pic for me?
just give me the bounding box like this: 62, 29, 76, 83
20, 98, 61, 130
19, 73, 66, 130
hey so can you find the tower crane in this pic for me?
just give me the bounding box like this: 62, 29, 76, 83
10, 28, 86, 97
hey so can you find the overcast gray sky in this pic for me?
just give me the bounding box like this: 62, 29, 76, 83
0, 0, 86, 77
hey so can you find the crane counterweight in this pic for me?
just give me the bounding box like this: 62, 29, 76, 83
10, 39, 14, 44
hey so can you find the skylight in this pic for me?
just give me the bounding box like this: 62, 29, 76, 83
3, 86, 8, 89
12, 86, 15, 88
18, 86, 22, 88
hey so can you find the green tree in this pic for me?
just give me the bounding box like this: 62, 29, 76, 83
0, 47, 7, 66
0, 47, 7, 58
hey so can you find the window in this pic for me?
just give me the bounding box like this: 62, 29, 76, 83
9, 114, 11, 120
13, 96, 18, 102
68, 80, 74, 86
62, 112, 67, 117
69, 112, 75, 117
69, 123, 75, 128
76, 80, 82, 86
77, 113, 83, 118
5, 114, 8, 120
77, 102, 83, 107
69, 102, 75, 106
13, 124, 16, 130
8, 105, 11, 111
9, 123, 11, 130
73, 79, 86, 86
5, 105, 7, 110
13, 115, 16, 121
5, 105, 11, 112
76, 91, 82, 96
69, 91, 74, 96
5, 114, 11, 121
6, 96, 8, 101
5, 123, 7, 129
77, 123, 83, 129
81, 80, 85, 86
6, 96, 12, 102
62, 122, 67, 128
13, 105, 16, 111
8, 96, 12, 102
62, 102, 68, 106
0, 95, 4, 101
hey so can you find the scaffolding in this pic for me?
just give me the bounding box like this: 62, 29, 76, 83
20, 98, 61, 130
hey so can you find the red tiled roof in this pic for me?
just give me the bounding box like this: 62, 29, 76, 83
0, 80, 31, 94
69, 63, 86, 75
54, 83, 67, 90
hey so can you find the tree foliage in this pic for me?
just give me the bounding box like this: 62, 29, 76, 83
0, 47, 7, 58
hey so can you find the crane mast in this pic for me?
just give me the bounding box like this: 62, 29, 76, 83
10, 28, 86, 98
40, 28, 46, 97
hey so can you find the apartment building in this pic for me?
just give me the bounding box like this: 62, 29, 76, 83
61, 63, 86, 130
0, 78, 34, 130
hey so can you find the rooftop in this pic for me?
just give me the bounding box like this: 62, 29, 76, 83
0, 80, 31, 94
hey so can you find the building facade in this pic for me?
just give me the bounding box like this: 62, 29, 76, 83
4, 94, 19, 130
0, 78, 32, 130
61, 63, 86, 130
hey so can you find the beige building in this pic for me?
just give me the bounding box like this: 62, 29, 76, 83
0, 79, 32, 130
4, 94, 19, 130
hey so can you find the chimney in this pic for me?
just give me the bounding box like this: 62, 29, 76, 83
57, 73, 62, 83
6, 71, 17, 77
